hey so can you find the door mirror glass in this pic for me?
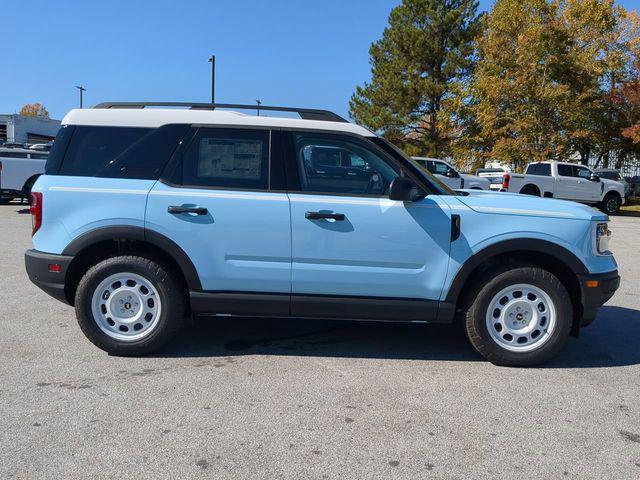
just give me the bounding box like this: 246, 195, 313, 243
389, 177, 425, 202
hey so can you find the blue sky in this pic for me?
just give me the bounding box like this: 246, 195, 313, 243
0, 0, 637, 121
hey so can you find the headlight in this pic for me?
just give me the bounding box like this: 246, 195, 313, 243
596, 222, 612, 254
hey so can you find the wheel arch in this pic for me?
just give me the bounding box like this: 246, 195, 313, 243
445, 239, 587, 335
519, 184, 541, 196
62, 226, 201, 305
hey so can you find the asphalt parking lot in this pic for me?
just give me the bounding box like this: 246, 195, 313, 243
1, 203, 639, 479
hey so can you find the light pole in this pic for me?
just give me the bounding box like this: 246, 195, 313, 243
208, 55, 215, 104
75, 85, 86, 108
256, 99, 262, 116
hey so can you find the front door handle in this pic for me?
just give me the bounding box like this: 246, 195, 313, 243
168, 206, 208, 215
305, 211, 345, 221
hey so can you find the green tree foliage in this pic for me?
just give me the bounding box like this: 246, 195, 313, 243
349, 0, 483, 157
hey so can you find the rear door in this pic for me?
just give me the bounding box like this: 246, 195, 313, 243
284, 131, 452, 319
145, 127, 291, 299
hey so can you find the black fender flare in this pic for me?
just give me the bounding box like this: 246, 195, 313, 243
445, 238, 588, 304
62, 225, 202, 290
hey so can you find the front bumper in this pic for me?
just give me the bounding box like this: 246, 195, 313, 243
578, 269, 620, 327
24, 249, 74, 304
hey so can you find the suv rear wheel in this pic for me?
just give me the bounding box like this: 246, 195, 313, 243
462, 265, 572, 366
75, 255, 185, 355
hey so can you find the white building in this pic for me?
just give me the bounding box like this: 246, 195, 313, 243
0, 114, 61, 144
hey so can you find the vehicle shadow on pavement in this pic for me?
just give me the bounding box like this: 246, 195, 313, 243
159, 318, 482, 362
547, 306, 640, 368
156, 305, 640, 367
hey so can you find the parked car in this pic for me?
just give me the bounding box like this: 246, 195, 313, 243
594, 168, 630, 199
412, 157, 491, 190
476, 167, 509, 191
25, 102, 619, 366
502, 161, 626, 215
0, 147, 47, 204
628, 176, 640, 197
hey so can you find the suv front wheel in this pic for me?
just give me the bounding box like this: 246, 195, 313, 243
75, 255, 185, 355
462, 265, 572, 366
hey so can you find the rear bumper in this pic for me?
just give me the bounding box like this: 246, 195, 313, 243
24, 249, 73, 304
579, 269, 620, 326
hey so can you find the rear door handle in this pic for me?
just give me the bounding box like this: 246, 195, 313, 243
168, 206, 208, 215
305, 211, 345, 221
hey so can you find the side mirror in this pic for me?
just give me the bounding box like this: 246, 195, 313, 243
446, 168, 458, 178
389, 177, 425, 202
589, 173, 600, 182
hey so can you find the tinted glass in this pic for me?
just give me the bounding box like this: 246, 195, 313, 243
30, 153, 49, 160
59, 126, 152, 176
181, 128, 269, 190
0, 151, 29, 158
431, 161, 450, 175
557, 164, 574, 177
597, 171, 619, 181
45, 125, 75, 174
294, 133, 398, 195
526, 163, 551, 176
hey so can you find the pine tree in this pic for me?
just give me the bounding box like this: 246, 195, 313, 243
349, 0, 482, 158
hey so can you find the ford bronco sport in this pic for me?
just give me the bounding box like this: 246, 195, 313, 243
25, 102, 620, 366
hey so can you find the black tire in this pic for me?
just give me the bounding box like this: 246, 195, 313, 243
520, 185, 540, 196
461, 264, 572, 367
599, 193, 621, 215
75, 255, 186, 356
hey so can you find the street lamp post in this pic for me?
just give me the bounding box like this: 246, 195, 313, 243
75, 85, 86, 108
208, 55, 215, 104
256, 99, 262, 116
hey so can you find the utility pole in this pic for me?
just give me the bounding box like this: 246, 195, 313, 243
75, 85, 86, 108
208, 55, 215, 104
256, 99, 262, 116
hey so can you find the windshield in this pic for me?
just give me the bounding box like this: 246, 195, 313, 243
368, 137, 457, 196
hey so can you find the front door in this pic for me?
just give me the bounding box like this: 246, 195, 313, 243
573, 165, 601, 202
146, 127, 291, 296
285, 131, 452, 318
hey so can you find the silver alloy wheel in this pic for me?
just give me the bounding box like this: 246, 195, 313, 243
485, 283, 557, 353
91, 272, 162, 342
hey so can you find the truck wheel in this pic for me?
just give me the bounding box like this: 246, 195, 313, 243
520, 185, 540, 196
75, 255, 185, 356
462, 265, 572, 367
600, 193, 621, 215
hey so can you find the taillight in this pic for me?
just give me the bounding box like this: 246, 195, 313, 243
502, 174, 510, 189
30, 192, 42, 236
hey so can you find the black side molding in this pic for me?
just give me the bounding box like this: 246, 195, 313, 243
451, 214, 461, 241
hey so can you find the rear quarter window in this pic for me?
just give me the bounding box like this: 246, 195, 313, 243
50, 124, 189, 179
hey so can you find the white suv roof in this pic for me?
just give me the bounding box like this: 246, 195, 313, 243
62, 102, 375, 138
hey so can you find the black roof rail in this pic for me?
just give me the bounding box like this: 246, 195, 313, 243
92, 102, 349, 123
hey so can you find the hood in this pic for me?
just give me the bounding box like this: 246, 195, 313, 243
454, 191, 608, 221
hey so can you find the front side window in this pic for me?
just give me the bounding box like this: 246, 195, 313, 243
181, 128, 269, 190
294, 133, 399, 195
431, 161, 450, 175
576, 166, 592, 179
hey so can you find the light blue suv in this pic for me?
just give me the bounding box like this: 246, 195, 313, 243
25, 102, 620, 366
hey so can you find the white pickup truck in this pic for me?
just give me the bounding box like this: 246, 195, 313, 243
412, 157, 490, 190
502, 161, 626, 215
0, 147, 47, 204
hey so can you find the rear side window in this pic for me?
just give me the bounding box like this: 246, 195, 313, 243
526, 163, 551, 176
58, 126, 152, 177
180, 128, 269, 190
